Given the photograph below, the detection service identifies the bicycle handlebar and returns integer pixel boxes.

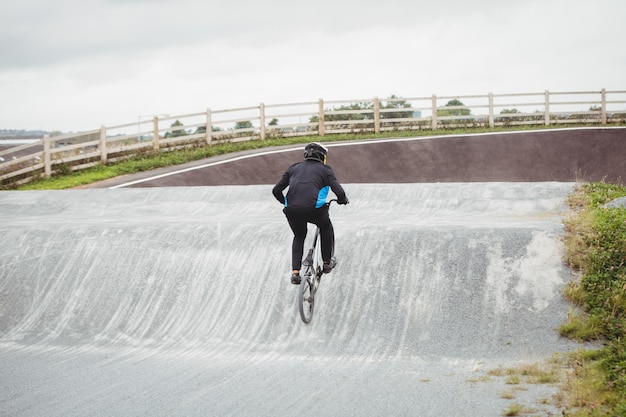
[326,198,348,207]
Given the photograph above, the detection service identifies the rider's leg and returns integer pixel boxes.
[320,221,334,263]
[320,223,336,274]
[284,208,308,271]
[311,206,335,265]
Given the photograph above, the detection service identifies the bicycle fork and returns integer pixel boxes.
[302,249,314,267]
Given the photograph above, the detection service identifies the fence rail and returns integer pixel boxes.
[1,88,625,187]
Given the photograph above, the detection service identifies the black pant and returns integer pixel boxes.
[283,206,334,271]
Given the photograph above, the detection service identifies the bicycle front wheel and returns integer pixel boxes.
[298,270,315,324]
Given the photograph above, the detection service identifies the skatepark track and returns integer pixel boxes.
[94,127,625,188]
[0,127,622,416]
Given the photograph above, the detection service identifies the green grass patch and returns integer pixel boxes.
[560,181,626,415]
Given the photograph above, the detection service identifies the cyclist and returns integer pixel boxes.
[272,142,349,285]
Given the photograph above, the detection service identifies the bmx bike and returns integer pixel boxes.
[298,199,337,324]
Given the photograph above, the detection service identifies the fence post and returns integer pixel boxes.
[259,102,266,140]
[99,125,107,164]
[544,90,550,126]
[374,97,381,134]
[206,108,213,145]
[43,134,51,177]
[431,94,438,130]
[601,88,607,125]
[152,117,160,151]
[318,98,325,137]
[488,92,494,128]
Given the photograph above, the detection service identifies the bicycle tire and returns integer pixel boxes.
[298,268,315,323]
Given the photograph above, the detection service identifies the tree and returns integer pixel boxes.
[309,102,373,123]
[496,108,521,125]
[438,99,471,117]
[165,120,187,138]
[381,95,414,119]
[269,118,279,126]
[500,108,520,114]
[235,120,253,130]
[194,125,223,134]
[306,95,414,124]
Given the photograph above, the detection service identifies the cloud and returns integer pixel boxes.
[2,0,516,69]
[1,0,625,131]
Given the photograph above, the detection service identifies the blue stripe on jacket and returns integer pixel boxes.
[316,186,330,208]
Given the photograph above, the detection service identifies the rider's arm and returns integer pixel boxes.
[272,172,289,205]
[326,167,349,205]
[332,182,349,205]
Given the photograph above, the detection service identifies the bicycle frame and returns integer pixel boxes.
[298,199,337,324]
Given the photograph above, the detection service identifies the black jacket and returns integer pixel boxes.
[272,160,348,209]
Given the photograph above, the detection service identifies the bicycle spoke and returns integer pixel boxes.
[298,270,315,323]
[297,224,325,324]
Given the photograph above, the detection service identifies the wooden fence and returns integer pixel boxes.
[1,89,625,187]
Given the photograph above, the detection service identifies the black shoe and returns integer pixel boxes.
[322,257,337,274]
[291,273,301,285]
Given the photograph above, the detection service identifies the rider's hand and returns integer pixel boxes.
[339,198,349,205]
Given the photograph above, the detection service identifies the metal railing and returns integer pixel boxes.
[1,88,625,187]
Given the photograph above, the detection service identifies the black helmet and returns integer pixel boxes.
[303,142,328,163]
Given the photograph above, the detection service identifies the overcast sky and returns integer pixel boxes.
[1,0,624,132]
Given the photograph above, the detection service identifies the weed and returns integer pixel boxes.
[502,402,532,416]
[488,366,510,377]
[559,181,626,415]
[491,363,561,385]
[516,363,560,384]
[559,310,604,341]
[506,375,521,385]
[467,375,492,384]
[501,389,516,399]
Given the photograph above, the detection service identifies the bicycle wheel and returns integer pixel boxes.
[298,269,315,323]
[298,228,323,323]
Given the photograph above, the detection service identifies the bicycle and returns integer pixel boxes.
[298,199,337,324]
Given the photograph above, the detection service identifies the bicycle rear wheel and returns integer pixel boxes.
[298,227,322,324]
[298,269,315,323]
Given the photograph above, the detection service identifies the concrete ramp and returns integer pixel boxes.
[93,127,626,188]
[0,183,581,416]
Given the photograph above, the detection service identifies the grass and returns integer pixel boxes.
[559,181,626,416]
[471,361,565,415]
[6,124,580,191]
[502,403,533,416]
[501,389,517,400]
[488,363,562,386]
